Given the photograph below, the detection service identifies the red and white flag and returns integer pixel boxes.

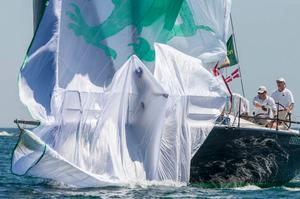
[225,68,240,83]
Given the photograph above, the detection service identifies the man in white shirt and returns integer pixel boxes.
[271,78,294,120]
[253,86,277,126]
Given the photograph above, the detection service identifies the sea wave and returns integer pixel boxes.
[0,131,15,137]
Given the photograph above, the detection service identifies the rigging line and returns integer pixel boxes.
[237,65,245,98]
[230,14,246,98]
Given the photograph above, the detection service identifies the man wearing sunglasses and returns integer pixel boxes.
[253,86,277,126]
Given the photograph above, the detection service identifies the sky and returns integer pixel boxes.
[0,1,299,127]
[230,0,300,120]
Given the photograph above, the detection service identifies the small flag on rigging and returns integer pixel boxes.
[225,68,240,83]
[227,35,238,66]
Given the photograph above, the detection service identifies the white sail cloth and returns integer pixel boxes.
[13,45,228,187]
[226,93,250,115]
[154,44,228,181]
[13,0,231,187]
[13,56,169,187]
[19,0,231,123]
[170,0,232,67]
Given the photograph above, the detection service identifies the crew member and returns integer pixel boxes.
[271,78,294,120]
[253,86,277,126]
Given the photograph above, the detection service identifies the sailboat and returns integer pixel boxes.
[190,14,300,187]
[13,0,300,188]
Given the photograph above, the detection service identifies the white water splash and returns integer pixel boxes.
[233,185,262,191]
[128,180,186,189]
[0,131,15,137]
[283,187,300,192]
[47,179,186,189]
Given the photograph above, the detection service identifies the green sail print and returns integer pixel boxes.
[66,0,214,62]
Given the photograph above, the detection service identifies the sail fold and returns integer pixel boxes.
[154,44,228,181]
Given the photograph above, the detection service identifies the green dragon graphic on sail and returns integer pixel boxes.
[66,0,214,61]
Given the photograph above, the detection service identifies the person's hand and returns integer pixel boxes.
[261,106,268,111]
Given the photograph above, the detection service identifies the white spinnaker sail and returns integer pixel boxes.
[13,50,227,187]
[14,0,231,187]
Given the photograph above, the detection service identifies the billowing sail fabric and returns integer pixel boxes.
[169,0,232,68]
[13,50,227,187]
[14,0,231,187]
[13,56,169,187]
[20,0,231,120]
[33,0,48,31]
[154,44,228,181]
[19,0,59,122]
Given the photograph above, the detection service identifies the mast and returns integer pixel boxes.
[230,14,246,97]
[33,0,47,32]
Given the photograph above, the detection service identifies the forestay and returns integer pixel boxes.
[13,0,231,187]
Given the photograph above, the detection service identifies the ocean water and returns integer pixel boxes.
[1,128,300,198]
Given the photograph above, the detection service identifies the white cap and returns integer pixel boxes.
[276,77,285,83]
[257,86,267,94]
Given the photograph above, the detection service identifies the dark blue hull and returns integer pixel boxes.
[190,126,300,187]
